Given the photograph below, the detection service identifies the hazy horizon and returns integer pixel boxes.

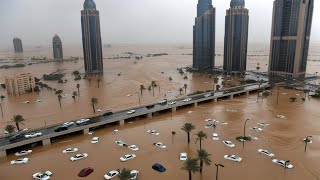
[0,0,319,49]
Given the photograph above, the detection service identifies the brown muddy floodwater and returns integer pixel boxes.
[0,45,320,180]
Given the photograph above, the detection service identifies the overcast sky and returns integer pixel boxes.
[0,0,319,49]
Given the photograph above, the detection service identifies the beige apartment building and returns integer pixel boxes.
[5,73,35,96]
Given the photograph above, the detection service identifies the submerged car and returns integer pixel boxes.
[250,127,263,131]
[146,105,155,109]
[152,163,166,172]
[9,133,24,142]
[15,150,32,156]
[147,130,160,135]
[115,140,128,146]
[223,141,235,148]
[224,155,242,162]
[78,167,94,177]
[272,159,294,169]
[120,154,136,162]
[257,122,269,127]
[104,170,119,179]
[32,171,52,180]
[11,158,30,165]
[70,153,88,161]
[205,123,214,128]
[130,170,139,180]
[154,142,166,149]
[127,110,136,115]
[257,149,275,157]
[212,133,219,140]
[91,137,99,144]
[179,152,188,161]
[62,148,78,153]
[25,132,42,139]
[128,145,139,151]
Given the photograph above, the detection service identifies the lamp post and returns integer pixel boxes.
[243,119,249,146]
[135,92,141,107]
[304,136,312,152]
[276,85,280,105]
[215,163,224,180]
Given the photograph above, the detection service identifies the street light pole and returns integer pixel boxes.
[215,163,224,180]
[243,119,249,146]
[135,92,141,107]
[304,136,312,152]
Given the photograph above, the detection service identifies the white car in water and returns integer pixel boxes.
[224,155,242,162]
[257,122,269,127]
[62,148,78,153]
[70,153,88,161]
[128,145,139,151]
[212,133,219,140]
[204,93,212,98]
[35,100,42,103]
[32,171,53,180]
[272,159,294,169]
[127,110,136,115]
[76,119,90,125]
[130,170,139,180]
[104,170,119,180]
[183,98,192,102]
[205,123,214,128]
[63,121,74,127]
[154,142,166,149]
[115,140,128,146]
[97,109,103,112]
[15,150,32,156]
[25,132,42,139]
[11,158,30,165]
[168,101,176,106]
[250,127,263,131]
[147,130,160,136]
[120,154,136,162]
[22,101,30,104]
[205,118,214,122]
[179,152,188,161]
[91,137,99,144]
[223,141,235,148]
[303,138,313,144]
[248,135,259,140]
[257,149,275,157]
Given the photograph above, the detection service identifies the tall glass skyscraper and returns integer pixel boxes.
[81,0,104,75]
[269,0,314,78]
[193,0,216,70]
[52,35,63,60]
[223,0,249,73]
[13,38,23,53]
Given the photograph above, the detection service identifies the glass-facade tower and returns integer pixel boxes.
[193,0,216,70]
[81,0,104,75]
[52,35,63,60]
[13,38,23,53]
[269,0,314,78]
[223,0,249,73]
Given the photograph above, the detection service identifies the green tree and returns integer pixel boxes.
[184,84,188,94]
[290,97,297,102]
[169,76,173,82]
[151,81,157,97]
[5,124,16,134]
[181,123,196,144]
[256,66,260,73]
[195,131,207,150]
[76,83,80,96]
[140,85,145,95]
[11,115,25,131]
[91,97,98,113]
[179,88,183,95]
[196,149,212,173]
[181,158,200,180]
[72,91,77,101]
[117,168,134,180]
[34,86,40,95]
[58,94,62,108]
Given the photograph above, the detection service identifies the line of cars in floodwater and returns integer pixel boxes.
[205,118,295,168]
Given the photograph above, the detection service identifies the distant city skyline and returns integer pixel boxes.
[0,0,319,49]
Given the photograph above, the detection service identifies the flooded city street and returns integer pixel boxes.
[0,45,320,179]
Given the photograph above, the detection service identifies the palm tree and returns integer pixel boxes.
[195,131,207,150]
[140,85,145,95]
[11,115,25,131]
[181,158,200,180]
[117,168,133,180]
[196,149,212,173]
[172,131,176,144]
[179,88,183,95]
[91,97,98,113]
[184,84,188,94]
[169,76,173,82]
[76,84,80,96]
[256,66,260,73]
[181,123,196,144]
[72,91,77,101]
[151,81,156,97]
[97,78,101,88]
[58,94,62,108]
[0,95,5,101]
[5,124,16,134]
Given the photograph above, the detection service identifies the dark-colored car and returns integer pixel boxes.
[146,105,155,109]
[9,133,24,142]
[152,163,166,172]
[54,126,68,132]
[103,112,113,116]
[78,167,94,177]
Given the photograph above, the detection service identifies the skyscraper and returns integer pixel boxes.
[223,0,249,73]
[193,0,216,70]
[269,0,314,78]
[81,0,104,75]
[13,38,23,53]
[52,35,63,60]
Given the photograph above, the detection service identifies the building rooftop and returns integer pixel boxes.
[230,0,245,8]
[84,0,96,10]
